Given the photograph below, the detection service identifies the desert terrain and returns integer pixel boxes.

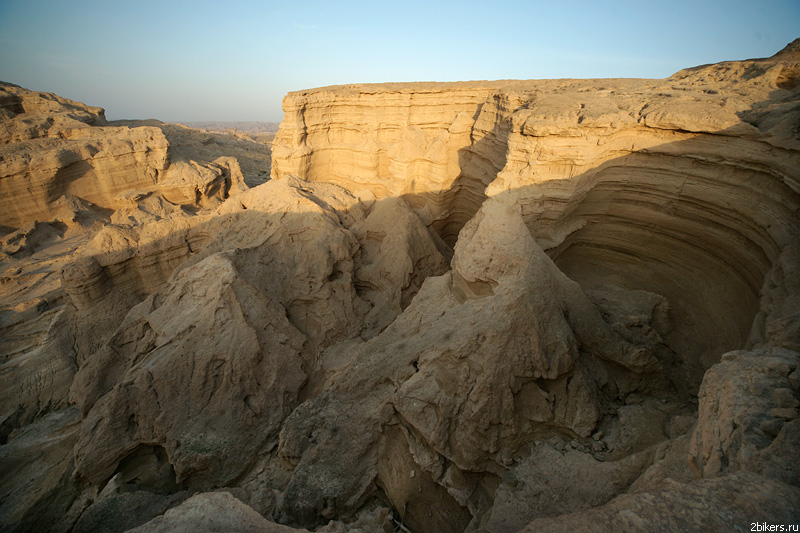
[1,39,799,532]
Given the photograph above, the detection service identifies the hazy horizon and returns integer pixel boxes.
[1,0,798,123]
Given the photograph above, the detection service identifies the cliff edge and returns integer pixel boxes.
[1,41,799,533]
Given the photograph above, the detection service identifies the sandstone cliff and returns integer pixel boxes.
[0,82,263,454]
[1,41,799,533]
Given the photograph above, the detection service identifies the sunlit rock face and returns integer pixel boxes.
[273,44,800,396]
[0,82,251,455]
[271,83,507,246]
[0,82,168,229]
[1,41,800,533]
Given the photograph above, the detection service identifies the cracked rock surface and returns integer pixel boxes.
[1,40,800,532]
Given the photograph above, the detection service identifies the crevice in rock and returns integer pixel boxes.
[376,425,473,533]
[4,45,800,533]
[429,96,514,248]
[114,444,183,495]
[541,151,799,392]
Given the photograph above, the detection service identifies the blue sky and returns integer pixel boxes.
[1,0,798,122]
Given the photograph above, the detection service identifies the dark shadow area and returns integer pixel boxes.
[4,70,799,532]
[49,160,94,203]
[533,133,799,392]
[116,444,184,494]
[405,96,513,248]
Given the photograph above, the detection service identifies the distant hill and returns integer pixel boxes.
[178,121,280,134]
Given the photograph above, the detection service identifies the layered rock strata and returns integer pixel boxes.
[0,83,249,445]
[273,44,800,394]
[267,40,799,529]
[1,41,799,533]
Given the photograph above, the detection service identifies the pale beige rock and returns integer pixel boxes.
[0,83,254,443]
[112,119,272,187]
[689,347,799,478]
[271,83,510,244]
[267,41,800,532]
[70,176,450,502]
[273,45,800,396]
[71,250,308,487]
[0,196,108,440]
[275,197,667,530]
[352,195,450,338]
[1,40,800,533]
[124,492,307,533]
[0,124,169,228]
[517,472,800,532]
[0,81,107,144]
[158,156,247,208]
[0,83,253,231]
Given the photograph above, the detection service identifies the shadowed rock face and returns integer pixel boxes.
[1,41,800,533]
[273,46,800,397]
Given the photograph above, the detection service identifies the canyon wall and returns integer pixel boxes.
[0,83,251,449]
[267,42,800,529]
[272,82,507,244]
[273,48,800,393]
[1,41,800,533]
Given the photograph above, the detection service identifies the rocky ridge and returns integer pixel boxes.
[1,41,799,532]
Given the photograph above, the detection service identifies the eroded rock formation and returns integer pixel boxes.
[1,41,800,532]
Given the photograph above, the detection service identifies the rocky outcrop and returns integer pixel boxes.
[0,123,169,229]
[517,472,800,532]
[2,41,800,533]
[68,176,450,501]
[111,119,272,188]
[0,81,169,229]
[0,83,252,231]
[0,82,107,142]
[271,83,508,245]
[0,83,250,446]
[266,40,800,530]
[125,492,307,533]
[275,196,672,531]
[274,45,800,395]
[0,408,84,532]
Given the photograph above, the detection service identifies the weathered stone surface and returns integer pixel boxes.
[689,347,799,479]
[352,196,450,338]
[516,472,800,532]
[0,82,107,144]
[274,44,800,397]
[71,472,188,533]
[124,492,307,533]
[2,40,800,533]
[0,408,84,533]
[0,83,256,445]
[71,250,306,487]
[0,85,255,231]
[0,123,169,229]
[275,197,668,530]
[70,176,449,500]
[112,119,272,188]
[478,443,656,532]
